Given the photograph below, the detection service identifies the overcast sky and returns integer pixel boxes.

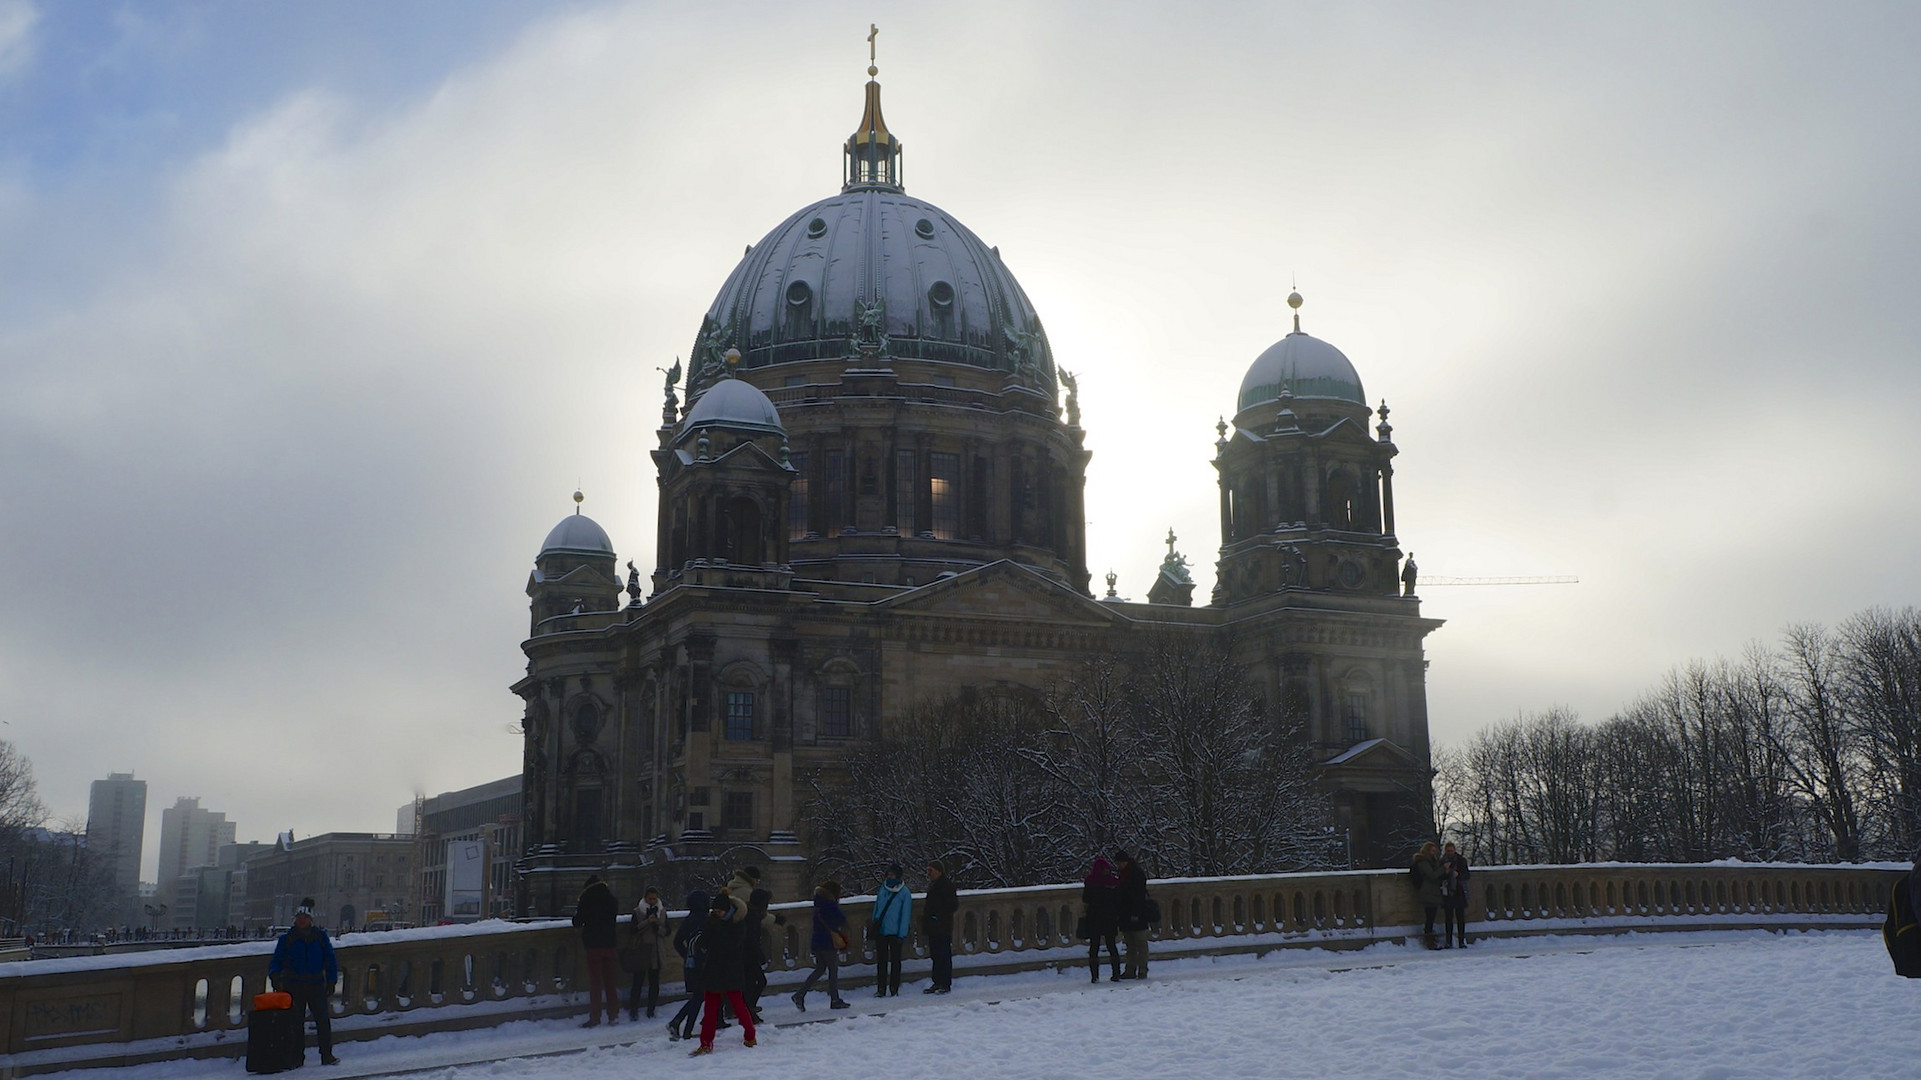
[2,1,1917,880]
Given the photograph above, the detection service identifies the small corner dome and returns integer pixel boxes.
[1237,331,1366,412]
[680,377,784,436]
[539,513,614,559]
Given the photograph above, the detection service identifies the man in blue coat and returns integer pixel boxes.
[269,898,340,1066]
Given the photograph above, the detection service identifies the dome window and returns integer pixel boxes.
[928,280,955,308]
[786,281,813,308]
[914,218,936,240]
[806,217,828,239]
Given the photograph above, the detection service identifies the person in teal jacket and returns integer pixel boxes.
[870,863,914,996]
[269,898,340,1066]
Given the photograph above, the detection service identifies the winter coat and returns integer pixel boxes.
[871,878,913,939]
[269,925,338,986]
[573,879,620,950]
[693,908,748,993]
[1440,852,1471,909]
[922,874,959,938]
[726,872,762,901]
[1082,859,1120,936]
[1411,853,1444,907]
[810,891,849,952]
[1115,863,1152,933]
[744,888,778,970]
[626,898,670,971]
[674,889,711,985]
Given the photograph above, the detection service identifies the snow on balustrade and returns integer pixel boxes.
[0,862,1900,1076]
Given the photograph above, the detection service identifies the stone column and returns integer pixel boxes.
[1381,463,1396,537]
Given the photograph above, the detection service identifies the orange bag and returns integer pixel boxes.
[252,991,293,1011]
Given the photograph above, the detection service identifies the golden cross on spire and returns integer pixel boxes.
[1166,528,1177,555]
[867,23,879,76]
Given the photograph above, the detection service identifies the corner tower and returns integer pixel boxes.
[1213,292,1403,604]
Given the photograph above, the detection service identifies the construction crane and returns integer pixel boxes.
[1422,575,1579,587]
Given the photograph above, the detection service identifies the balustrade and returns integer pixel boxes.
[0,862,1897,1076]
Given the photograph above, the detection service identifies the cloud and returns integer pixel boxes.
[4,1,1921,874]
[0,1,32,81]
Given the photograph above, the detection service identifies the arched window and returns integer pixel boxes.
[1339,669,1373,742]
[723,497,763,564]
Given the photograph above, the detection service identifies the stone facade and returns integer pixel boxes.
[241,833,415,931]
[512,75,1442,915]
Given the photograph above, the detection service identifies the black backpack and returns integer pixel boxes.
[1883,878,1921,978]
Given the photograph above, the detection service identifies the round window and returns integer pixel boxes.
[915,218,936,240]
[786,281,812,307]
[806,217,828,239]
[928,280,955,307]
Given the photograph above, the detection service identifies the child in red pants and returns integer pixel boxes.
[690,891,757,1055]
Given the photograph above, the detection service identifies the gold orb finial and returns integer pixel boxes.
[1287,290,1303,310]
[723,347,741,375]
[867,23,880,78]
[573,489,584,513]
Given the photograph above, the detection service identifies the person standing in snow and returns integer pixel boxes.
[667,889,710,1041]
[871,863,913,996]
[690,890,756,1055]
[1440,842,1471,948]
[572,875,621,1028]
[1411,842,1444,949]
[1081,857,1122,983]
[743,887,783,1018]
[922,859,958,994]
[726,865,764,904]
[1114,851,1153,980]
[268,898,339,1067]
[792,880,851,1011]
[626,886,669,1019]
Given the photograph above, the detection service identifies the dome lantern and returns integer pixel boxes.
[844,25,903,192]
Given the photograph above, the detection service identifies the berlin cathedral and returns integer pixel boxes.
[512,57,1441,913]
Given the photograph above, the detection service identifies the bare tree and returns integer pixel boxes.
[1840,607,1921,857]
[1773,623,1864,860]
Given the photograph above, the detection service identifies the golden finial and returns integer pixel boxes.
[573,489,584,514]
[1288,288,1304,333]
[867,23,879,77]
[723,347,742,376]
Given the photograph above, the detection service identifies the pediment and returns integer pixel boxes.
[673,440,793,473]
[1321,737,1424,771]
[1314,416,1379,448]
[875,560,1125,626]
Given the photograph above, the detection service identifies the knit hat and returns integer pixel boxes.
[295,898,316,919]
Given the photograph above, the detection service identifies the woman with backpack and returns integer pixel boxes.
[792,880,851,1011]
[665,889,709,1041]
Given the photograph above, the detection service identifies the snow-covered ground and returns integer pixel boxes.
[46,930,1913,1079]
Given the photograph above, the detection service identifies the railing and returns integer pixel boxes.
[0,862,1896,1076]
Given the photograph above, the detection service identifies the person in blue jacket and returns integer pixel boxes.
[870,864,914,997]
[269,898,340,1066]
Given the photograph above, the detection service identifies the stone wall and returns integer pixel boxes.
[0,862,1896,1076]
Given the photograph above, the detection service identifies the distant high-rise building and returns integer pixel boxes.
[156,797,236,921]
[85,772,147,925]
